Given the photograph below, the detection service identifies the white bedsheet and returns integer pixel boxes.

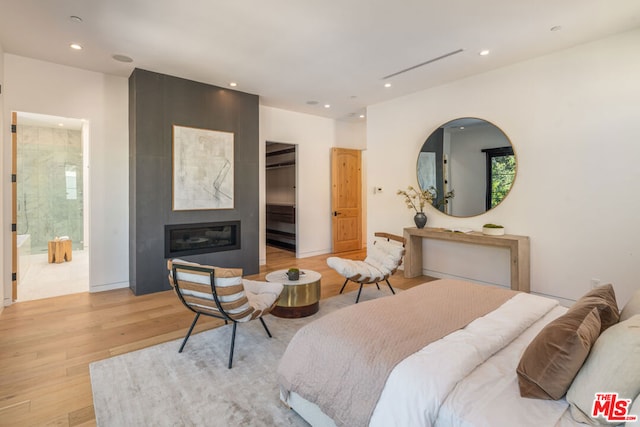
[370,292,568,427]
[435,304,571,427]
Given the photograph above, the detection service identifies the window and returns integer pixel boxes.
[65,166,78,200]
[482,147,515,210]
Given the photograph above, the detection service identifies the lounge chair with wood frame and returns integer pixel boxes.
[168,259,283,368]
[326,232,406,303]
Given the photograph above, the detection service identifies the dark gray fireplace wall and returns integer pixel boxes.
[129,68,259,295]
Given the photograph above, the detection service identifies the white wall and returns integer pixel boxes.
[336,119,368,245]
[3,55,129,302]
[259,106,336,263]
[367,29,640,307]
[335,119,366,150]
[0,43,4,309]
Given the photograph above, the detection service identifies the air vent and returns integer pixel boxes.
[382,49,464,80]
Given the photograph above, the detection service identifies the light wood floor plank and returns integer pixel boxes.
[0,246,433,425]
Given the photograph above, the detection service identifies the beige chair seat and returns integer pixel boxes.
[243,279,284,314]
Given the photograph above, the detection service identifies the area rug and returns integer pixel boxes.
[90,287,395,426]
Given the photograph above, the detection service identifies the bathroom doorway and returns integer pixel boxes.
[12,112,90,301]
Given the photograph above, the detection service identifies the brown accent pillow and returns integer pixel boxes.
[517,307,602,400]
[570,284,620,333]
[516,285,620,400]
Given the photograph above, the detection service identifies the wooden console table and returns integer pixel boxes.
[403,227,530,292]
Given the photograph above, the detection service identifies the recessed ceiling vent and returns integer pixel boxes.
[382,48,464,80]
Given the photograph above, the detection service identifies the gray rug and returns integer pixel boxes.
[90,287,395,426]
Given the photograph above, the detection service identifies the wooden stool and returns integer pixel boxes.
[48,239,73,263]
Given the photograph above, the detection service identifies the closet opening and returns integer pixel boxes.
[265,141,296,253]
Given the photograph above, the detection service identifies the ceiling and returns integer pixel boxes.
[1,1,639,121]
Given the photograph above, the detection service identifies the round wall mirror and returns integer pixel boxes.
[417,118,516,217]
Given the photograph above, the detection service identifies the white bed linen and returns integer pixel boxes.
[284,293,586,427]
[435,305,572,427]
[369,292,564,427]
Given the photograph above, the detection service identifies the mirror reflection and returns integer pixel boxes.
[417,118,516,217]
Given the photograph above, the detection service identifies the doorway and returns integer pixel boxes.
[12,112,90,301]
[265,141,297,255]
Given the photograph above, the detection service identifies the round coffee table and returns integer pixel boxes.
[265,269,321,318]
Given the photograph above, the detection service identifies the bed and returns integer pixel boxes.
[277,279,640,427]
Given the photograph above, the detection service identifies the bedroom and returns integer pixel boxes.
[1,3,639,310]
[1,1,640,425]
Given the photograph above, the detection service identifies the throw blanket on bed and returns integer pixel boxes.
[277,279,516,427]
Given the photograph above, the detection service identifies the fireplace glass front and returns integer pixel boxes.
[165,221,240,258]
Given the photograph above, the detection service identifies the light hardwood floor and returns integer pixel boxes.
[0,246,433,426]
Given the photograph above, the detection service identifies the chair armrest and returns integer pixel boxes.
[374,232,405,246]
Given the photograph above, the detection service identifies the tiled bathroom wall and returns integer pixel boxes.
[17,125,84,252]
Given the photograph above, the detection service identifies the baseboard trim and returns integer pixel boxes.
[423,269,509,288]
[297,248,331,259]
[90,281,129,293]
[423,269,576,307]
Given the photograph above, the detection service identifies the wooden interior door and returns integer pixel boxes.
[331,148,362,253]
[11,112,18,300]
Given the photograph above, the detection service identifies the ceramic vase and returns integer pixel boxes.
[414,212,427,229]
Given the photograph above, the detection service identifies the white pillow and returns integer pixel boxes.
[567,315,640,425]
[620,289,640,322]
[628,393,640,426]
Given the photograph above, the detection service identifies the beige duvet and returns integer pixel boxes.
[277,279,516,427]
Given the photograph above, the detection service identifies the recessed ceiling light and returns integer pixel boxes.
[70,16,83,23]
[479,50,490,56]
[359,114,365,119]
[112,54,133,63]
[229,82,237,87]
[58,123,64,127]
[70,43,83,50]
[324,104,331,108]
[550,25,562,32]
[384,82,392,88]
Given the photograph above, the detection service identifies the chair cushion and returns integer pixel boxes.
[327,257,386,282]
[364,239,405,276]
[243,279,284,316]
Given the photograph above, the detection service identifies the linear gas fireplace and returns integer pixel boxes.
[165,221,240,258]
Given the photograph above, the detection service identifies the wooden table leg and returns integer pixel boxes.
[403,230,422,278]
[47,241,55,263]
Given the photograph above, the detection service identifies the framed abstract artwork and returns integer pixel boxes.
[172,125,234,210]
